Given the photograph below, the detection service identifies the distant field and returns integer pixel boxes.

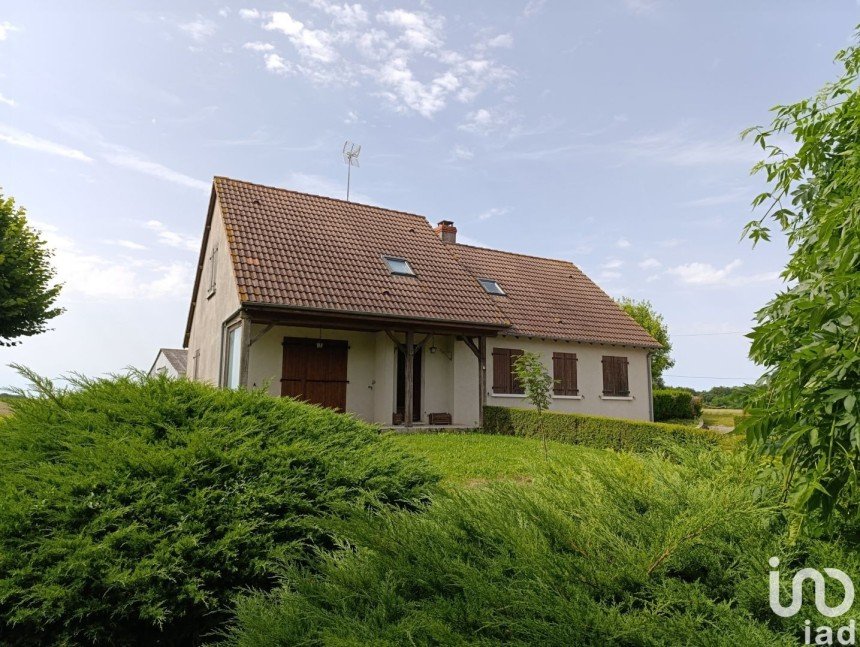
[702,408,745,429]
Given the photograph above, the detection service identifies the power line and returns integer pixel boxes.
[672,331,748,337]
[665,374,758,381]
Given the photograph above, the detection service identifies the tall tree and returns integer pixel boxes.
[616,297,674,388]
[741,33,860,519]
[0,190,62,346]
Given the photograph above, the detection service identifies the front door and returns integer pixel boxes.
[281,337,348,412]
[396,347,422,423]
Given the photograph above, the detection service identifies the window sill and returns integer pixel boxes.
[600,395,634,401]
[207,288,216,300]
[553,395,583,400]
[491,392,527,398]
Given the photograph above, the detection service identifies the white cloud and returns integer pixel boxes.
[659,237,683,248]
[625,0,660,14]
[680,187,750,208]
[104,239,148,251]
[179,18,217,41]
[0,92,15,107]
[0,21,18,41]
[616,237,631,249]
[144,220,200,252]
[265,11,337,63]
[286,171,372,203]
[239,8,260,20]
[242,6,511,119]
[0,123,92,162]
[667,259,743,286]
[450,144,474,161]
[624,127,756,167]
[34,222,191,301]
[600,270,622,281]
[101,146,209,191]
[377,9,442,51]
[459,107,514,135]
[602,258,623,269]
[638,257,662,269]
[264,52,287,72]
[523,0,546,17]
[483,33,513,49]
[477,206,510,221]
[242,41,275,52]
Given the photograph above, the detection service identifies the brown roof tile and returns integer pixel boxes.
[213,177,509,327]
[449,244,662,348]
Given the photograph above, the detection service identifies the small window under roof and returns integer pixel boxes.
[383,256,416,276]
[478,278,506,295]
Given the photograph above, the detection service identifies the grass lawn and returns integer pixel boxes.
[390,432,608,485]
[702,408,745,429]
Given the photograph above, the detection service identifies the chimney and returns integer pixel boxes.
[434,220,457,244]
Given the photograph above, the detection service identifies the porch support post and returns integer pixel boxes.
[478,335,486,428]
[404,330,414,428]
[239,311,251,389]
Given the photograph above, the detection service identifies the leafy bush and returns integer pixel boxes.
[653,388,695,421]
[696,384,761,409]
[224,446,860,645]
[483,405,720,452]
[0,372,438,645]
[691,395,704,418]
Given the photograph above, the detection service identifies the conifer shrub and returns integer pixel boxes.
[0,371,438,645]
[224,446,860,645]
[652,388,696,421]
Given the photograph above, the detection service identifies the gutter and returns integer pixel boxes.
[646,352,655,422]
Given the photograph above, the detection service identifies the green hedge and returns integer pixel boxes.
[653,388,696,421]
[483,405,720,452]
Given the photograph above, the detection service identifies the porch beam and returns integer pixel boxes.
[249,322,274,347]
[239,311,251,389]
[404,330,414,428]
[384,329,405,351]
[458,335,480,359]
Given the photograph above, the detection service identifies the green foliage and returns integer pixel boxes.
[653,388,696,421]
[512,352,554,458]
[616,297,674,387]
[483,405,721,452]
[740,32,860,518]
[0,371,438,645]
[691,395,703,418]
[224,443,860,645]
[695,384,762,409]
[0,191,62,346]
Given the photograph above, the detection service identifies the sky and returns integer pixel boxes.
[0,1,857,391]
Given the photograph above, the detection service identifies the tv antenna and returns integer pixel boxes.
[342,141,361,201]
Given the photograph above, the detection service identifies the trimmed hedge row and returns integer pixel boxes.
[483,405,721,452]
[653,388,697,421]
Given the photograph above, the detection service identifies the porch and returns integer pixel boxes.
[224,307,502,428]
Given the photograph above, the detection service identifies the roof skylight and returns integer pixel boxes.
[478,278,506,295]
[383,256,416,276]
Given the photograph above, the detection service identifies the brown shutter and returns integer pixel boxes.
[492,348,511,394]
[602,356,629,396]
[553,352,578,395]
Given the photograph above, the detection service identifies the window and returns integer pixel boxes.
[207,245,218,297]
[224,325,242,389]
[383,256,416,276]
[602,355,629,396]
[552,352,578,395]
[478,278,506,295]
[492,347,524,394]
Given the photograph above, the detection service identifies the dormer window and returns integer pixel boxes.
[383,256,416,276]
[478,278,505,295]
[207,244,218,298]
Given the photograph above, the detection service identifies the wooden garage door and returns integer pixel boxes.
[280,337,348,412]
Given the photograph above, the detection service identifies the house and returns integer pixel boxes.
[182,177,661,427]
[148,348,188,378]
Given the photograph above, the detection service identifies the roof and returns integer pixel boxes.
[449,244,661,348]
[151,348,187,375]
[212,176,508,328]
[185,177,660,349]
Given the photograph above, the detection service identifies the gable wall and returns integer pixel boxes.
[185,197,241,385]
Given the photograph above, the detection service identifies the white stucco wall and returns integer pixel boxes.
[185,197,241,386]
[148,351,182,378]
[482,335,652,420]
